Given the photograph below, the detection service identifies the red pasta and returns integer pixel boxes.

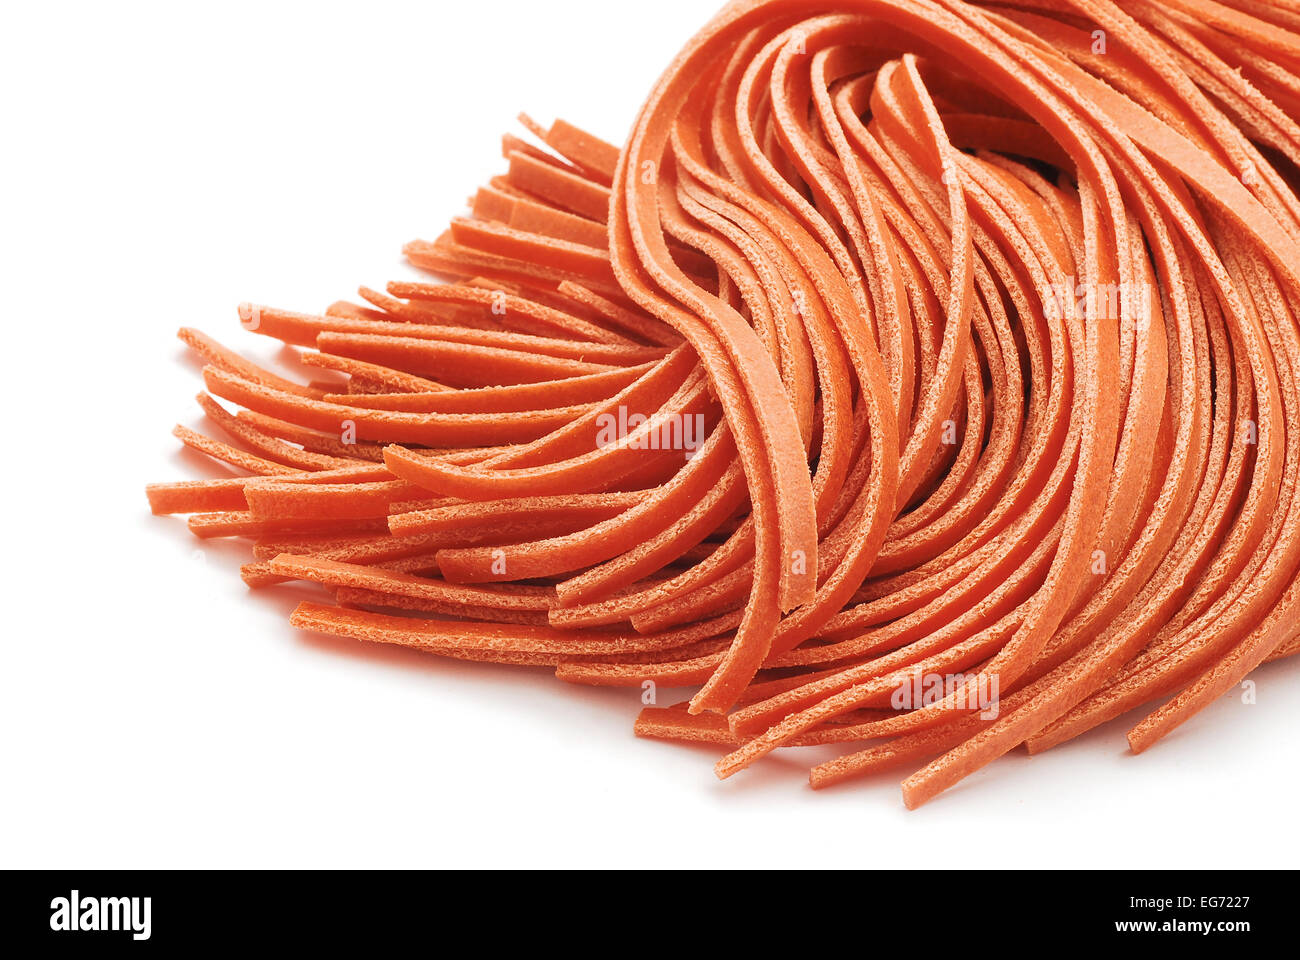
[149,0,1300,808]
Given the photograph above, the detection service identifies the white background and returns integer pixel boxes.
[2,0,1297,869]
